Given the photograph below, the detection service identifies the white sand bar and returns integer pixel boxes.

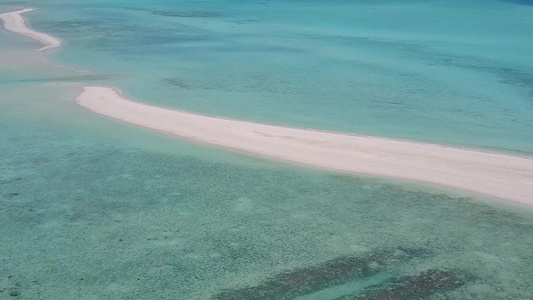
[0,8,61,51]
[78,86,533,206]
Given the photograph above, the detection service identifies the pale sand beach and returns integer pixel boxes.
[77,86,533,206]
[0,8,61,51]
[2,8,532,206]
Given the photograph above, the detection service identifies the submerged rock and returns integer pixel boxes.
[9,290,21,297]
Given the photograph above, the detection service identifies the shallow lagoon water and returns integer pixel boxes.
[1,0,533,299]
[1,82,533,299]
[22,0,533,154]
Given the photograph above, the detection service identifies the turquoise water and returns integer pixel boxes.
[22,0,533,154]
[1,0,533,299]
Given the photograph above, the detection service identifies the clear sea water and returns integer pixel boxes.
[1,0,532,299]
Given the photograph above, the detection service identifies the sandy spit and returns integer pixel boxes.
[0,8,61,51]
[77,86,533,206]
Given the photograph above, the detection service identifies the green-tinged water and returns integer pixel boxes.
[1,0,533,299]
[1,84,532,299]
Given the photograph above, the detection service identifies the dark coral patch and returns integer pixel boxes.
[339,270,465,300]
[213,248,425,300]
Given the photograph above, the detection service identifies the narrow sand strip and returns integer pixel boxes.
[77,86,533,206]
[0,8,61,51]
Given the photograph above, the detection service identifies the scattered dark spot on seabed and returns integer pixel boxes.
[162,77,193,89]
[213,247,467,300]
[4,192,20,199]
[0,177,22,185]
[0,1,26,5]
[8,288,21,297]
[152,10,223,18]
